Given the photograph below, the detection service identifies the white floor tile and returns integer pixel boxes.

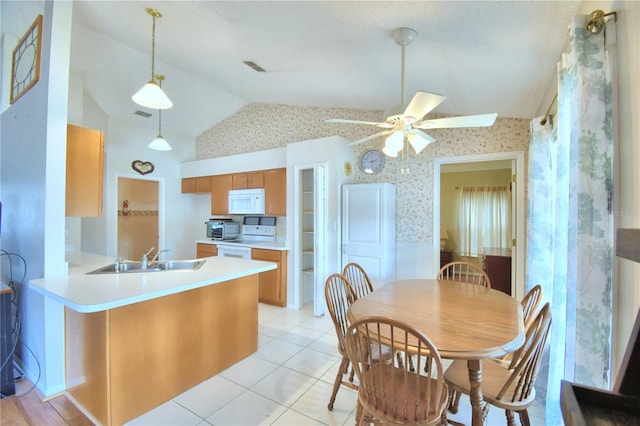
[219,354,279,388]
[290,379,357,426]
[205,389,287,426]
[255,338,305,364]
[250,366,317,407]
[308,331,339,356]
[297,314,333,333]
[277,325,325,347]
[270,409,320,425]
[127,400,202,426]
[173,376,245,419]
[282,347,340,379]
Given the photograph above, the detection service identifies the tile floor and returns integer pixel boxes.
[128,303,546,426]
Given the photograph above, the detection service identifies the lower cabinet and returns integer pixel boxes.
[196,243,218,258]
[251,249,287,307]
[483,248,512,295]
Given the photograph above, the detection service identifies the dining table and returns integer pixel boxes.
[348,278,525,426]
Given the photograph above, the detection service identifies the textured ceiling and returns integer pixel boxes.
[8,1,610,138]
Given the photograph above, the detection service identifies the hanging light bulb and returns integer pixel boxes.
[132,8,173,109]
[148,75,172,151]
[406,130,435,155]
[383,130,404,157]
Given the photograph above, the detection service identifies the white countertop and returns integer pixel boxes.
[29,252,276,313]
[196,239,288,251]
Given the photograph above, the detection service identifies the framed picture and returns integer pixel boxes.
[10,15,43,104]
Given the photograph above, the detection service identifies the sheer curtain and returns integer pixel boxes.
[457,186,510,256]
[527,15,616,425]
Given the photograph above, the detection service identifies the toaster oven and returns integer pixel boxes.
[205,219,240,240]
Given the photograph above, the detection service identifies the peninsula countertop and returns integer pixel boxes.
[29,252,276,313]
[196,239,288,251]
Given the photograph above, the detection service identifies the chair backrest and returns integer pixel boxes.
[438,261,492,288]
[325,273,357,353]
[498,302,552,401]
[521,284,543,331]
[345,316,447,424]
[342,262,374,300]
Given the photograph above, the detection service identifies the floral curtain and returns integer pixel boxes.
[457,186,511,256]
[527,16,615,425]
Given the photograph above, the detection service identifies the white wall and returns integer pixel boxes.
[0,0,71,396]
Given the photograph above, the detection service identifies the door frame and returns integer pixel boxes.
[114,173,165,259]
[434,151,525,300]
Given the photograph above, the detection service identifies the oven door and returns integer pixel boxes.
[216,244,252,259]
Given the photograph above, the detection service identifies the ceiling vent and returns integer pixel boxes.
[244,60,266,72]
[134,110,152,118]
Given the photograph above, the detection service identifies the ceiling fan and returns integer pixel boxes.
[327,27,497,157]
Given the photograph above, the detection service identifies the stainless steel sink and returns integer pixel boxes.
[87,259,206,274]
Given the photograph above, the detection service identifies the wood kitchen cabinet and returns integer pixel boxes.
[66,124,104,217]
[196,243,217,258]
[264,168,286,216]
[182,176,211,193]
[483,248,512,295]
[210,174,233,215]
[252,248,287,306]
[232,172,264,189]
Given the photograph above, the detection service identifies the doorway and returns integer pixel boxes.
[117,177,160,260]
[434,151,525,300]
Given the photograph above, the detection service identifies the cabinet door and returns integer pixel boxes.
[247,172,264,188]
[264,168,286,216]
[195,177,211,192]
[182,178,197,193]
[210,175,233,215]
[232,173,248,189]
[66,124,104,217]
[196,243,217,258]
[252,249,286,306]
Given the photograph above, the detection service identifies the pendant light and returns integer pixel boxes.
[132,8,173,109]
[148,75,172,151]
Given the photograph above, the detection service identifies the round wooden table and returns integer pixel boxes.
[348,279,525,426]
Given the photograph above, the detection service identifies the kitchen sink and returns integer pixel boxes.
[87,259,206,275]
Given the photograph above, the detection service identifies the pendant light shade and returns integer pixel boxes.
[382,130,404,157]
[148,75,172,151]
[133,80,173,109]
[407,131,435,154]
[133,8,173,110]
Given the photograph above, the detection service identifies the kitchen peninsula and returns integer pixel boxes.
[29,252,276,425]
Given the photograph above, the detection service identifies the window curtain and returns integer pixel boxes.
[527,16,616,425]
[457,186,510,256]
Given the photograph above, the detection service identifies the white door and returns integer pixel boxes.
[313,166,326,316]
[342,183,396,286]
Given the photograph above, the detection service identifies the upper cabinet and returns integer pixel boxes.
[182,176,211,193]
[210,174,233,215]
[264,168,286,216]
[66,124,104,217]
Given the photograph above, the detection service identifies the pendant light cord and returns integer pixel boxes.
[150,14,156,82]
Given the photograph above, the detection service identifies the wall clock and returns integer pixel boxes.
[10,15,43,104]
[360,149,385,174]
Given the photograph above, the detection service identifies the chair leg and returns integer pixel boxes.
[356,400,364,426]
[505,409,517,426]
[448,390,461,414]
[328,356,350,410]
[518,409,531,426]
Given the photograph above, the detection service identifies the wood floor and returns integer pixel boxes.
[0,378,94,425]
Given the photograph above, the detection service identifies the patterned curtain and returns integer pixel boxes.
[527,15,615,425]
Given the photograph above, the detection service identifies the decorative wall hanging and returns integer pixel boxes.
[10,15,43,104]
[131,160,155,175]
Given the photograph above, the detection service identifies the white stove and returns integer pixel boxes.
[215,218,276,259]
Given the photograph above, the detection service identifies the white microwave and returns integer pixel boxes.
[228,188,265,215]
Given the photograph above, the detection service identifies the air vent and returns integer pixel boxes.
[243,60,266,72]
[134,110,152,118]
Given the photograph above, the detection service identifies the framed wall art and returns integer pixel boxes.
[10,15,43,104]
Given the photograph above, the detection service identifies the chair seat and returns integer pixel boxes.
[444,360,536,410]
[360,364,449,424]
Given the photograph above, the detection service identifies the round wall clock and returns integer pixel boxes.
[360,149,385,174]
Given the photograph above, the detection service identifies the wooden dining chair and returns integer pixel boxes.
[521,284,543,331]
[438,261,491,287]
[343,262,374,299]
[444,303,552,426]
[345,316,449,426]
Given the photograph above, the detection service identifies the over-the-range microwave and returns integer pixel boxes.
[228,188,265,215]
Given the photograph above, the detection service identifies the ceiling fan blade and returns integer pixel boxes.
[347,130,394,146]
[403,91,446,121]
[414,113,497,129]
[326,118,392,128]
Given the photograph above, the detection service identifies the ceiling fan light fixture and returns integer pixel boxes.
[407,132,434,155]
[133,8,173,110]
[382,145,400,158]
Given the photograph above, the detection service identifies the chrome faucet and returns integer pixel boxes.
[114,257,124,273]
[141,247,155,270]
[150,249,169,266]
